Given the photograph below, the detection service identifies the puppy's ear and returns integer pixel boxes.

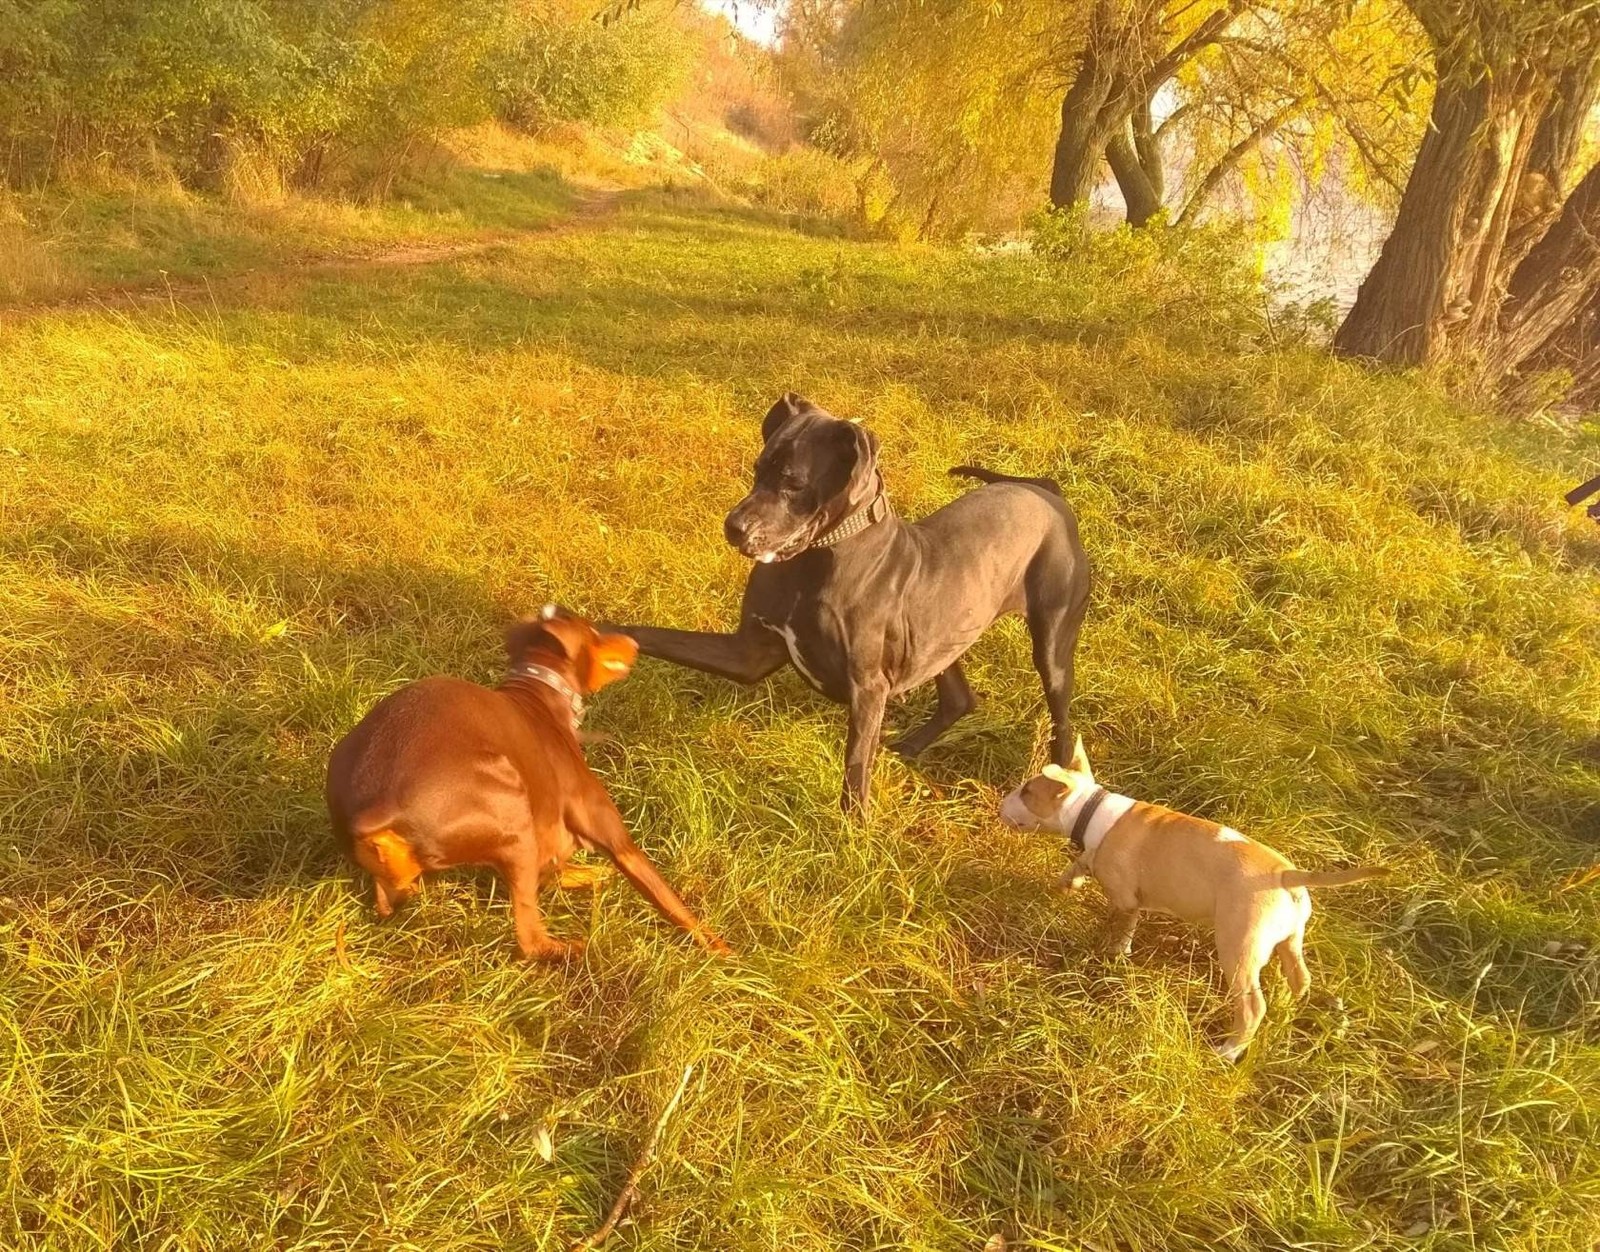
[507,610,590,664]
[762,393,806,442]
[1041,763,1073,784]
[1070,735,1094,780]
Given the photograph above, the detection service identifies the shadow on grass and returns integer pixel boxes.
[0,513,515,898]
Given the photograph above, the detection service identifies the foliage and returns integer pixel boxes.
[778,0,1430,238]
[1028,202,1265,333]
[1,157,1597,1248]
[778,0,1065,239]
[488,2,690,131]
[0,0,691,195]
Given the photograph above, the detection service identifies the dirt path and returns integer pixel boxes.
[3,185,624,322]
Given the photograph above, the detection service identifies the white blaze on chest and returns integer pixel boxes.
[761,618,823,689]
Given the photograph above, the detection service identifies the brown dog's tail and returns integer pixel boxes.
[1280,866,1390,890]
[949,465,1063,497]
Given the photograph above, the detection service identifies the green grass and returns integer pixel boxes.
[0,135,586,304]
[1,153,1598,1251]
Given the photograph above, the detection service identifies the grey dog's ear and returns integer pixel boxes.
[762,392,808,442]
[835,419,878,478]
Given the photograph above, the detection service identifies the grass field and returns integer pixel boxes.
[1,142,1598,1251]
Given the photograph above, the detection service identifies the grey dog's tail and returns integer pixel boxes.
[949,465,1063,497]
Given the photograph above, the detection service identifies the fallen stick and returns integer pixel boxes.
[571,1063,695,1251]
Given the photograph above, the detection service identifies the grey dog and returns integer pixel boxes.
[615,393,1091,813]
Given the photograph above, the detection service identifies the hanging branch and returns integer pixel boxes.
[1178,94,1311,223]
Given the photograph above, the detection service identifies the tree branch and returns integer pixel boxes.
[1217,34,1410,194]
[1146,0,1247,90]
[1178,94,1310,223]
[1155,100,1198,139]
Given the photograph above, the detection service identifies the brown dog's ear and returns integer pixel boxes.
[762,393,807,442]
[505,614,573,665]
[1022,774,1070,819]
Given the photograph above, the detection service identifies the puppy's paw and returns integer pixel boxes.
[1056,872,1091,893]
[1212,1038,1248,1064]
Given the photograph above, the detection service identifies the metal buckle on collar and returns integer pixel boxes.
[510,662,585,730]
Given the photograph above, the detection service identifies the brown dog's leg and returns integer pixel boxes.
[506,858,583,962]
[372,876,398,919]
[570,797,732,956]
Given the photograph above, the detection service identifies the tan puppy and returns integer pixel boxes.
[999,740,1386,1061]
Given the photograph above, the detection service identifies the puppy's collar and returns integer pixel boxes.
[1068,786,1109,850]
[811,477,890,549]
[508,662,585,731]
[1053,782,1136,854]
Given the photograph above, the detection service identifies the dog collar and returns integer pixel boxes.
[811,478,890,549]
[508,662,585,730]
[1067,785,1109,851]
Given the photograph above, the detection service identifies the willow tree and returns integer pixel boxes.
[1047,0,1248,223]
[1334,0,1600,369]
[777,0,1064,238]
[780,0,1420,236]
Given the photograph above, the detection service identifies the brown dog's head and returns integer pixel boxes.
[722,393,881,563]
[506,605,639,694]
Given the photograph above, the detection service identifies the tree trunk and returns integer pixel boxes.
[1501,287,1600,410]
[1334,61,1542,365]
[1515,58,1600,221]
[1105,124,1163,225]
[1132,96,1164,203]
[1050,51,1119,208]
[1492,161,1600,380]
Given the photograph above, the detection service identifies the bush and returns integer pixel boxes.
[1027,204,1268,345]
[489,5,689,132]
[0,0,506,195]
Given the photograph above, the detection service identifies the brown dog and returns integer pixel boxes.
[1000,739,1385,1060]
[325,605,730,960]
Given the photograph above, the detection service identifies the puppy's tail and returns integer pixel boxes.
[1279,865,1390,890]
[949,465,1063,497]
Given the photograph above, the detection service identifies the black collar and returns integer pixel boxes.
[1067,785,1109,851]
[508,662,585,731]
[811,476,890,550]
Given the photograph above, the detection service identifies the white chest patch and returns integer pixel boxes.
[1217,827,1247,844]
[761,618,822,690]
